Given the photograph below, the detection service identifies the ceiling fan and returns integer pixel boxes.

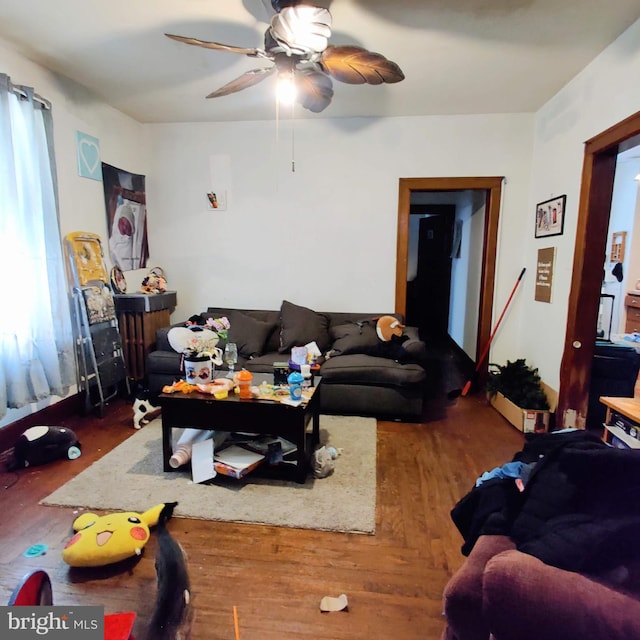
[165,0,405,113]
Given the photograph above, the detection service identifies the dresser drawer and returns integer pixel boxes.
[625,294,640,308]
[625,295,640,334]
[626,319,640,334]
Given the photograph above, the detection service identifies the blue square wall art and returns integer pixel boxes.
[76,131,102,180]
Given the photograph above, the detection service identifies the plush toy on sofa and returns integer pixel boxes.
[62,502,173,567]
[371,316,412,361]
[376,315,406,341]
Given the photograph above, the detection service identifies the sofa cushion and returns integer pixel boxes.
[319,354,426,387]
[227,310,276,358]
[278,300,331,353]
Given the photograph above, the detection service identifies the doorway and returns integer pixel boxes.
[395,177,504,391]
[559,110,640,426]
[406,204,456,339]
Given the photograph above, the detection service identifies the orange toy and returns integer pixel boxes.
[162,380,199,394]
[376,315,405,342]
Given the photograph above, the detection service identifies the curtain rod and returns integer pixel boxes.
[13,85,51,110]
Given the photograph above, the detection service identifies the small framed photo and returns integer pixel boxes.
[535,195,566,238]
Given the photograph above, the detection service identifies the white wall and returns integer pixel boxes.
[0,38,148,427]
[5,14,640,426]
[452,191,485,358]
[520,18,640,391]
[145,114,534,325]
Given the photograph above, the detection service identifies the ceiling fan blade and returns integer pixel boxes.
[270,5,332,55]
[319,45,405,85]
[165,33,265,58]
[206,67,276,99]
[295,69,334,113]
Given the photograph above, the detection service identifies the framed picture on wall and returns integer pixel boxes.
[535,195,566,238]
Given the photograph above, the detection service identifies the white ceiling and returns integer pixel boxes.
[1,0,640,123]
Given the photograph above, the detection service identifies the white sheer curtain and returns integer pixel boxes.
[0,73,75,419]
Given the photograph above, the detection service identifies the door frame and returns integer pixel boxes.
[558,110,640,425]
[395,177,504,389]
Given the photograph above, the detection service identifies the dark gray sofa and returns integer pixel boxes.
[146,301,428,420]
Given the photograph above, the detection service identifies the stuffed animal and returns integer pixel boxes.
[369,316,412,362]
[141,271,167,294]
[376,315,405,342]
[8,426,81,470]
[312,445,341,479]
[62,503,171,567]
[14,503,189,640]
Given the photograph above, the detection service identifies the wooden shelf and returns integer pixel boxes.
[599,396,640,449]
[599,396,640,422]
[602,424,640,449]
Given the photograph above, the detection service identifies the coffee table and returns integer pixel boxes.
[157,373,321,484]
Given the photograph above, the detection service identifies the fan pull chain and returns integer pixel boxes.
[291,97,296,172]
[274,93,282,189]
[291,113,295,173]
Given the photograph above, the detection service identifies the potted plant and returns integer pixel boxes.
[486,358,551,432]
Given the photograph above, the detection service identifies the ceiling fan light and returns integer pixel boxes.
[277,74,297,105]
[270,6,331,55]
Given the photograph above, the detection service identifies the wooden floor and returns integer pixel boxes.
[0,391,524,640]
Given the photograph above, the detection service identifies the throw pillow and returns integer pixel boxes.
[279,300,331,353]
[227,310,276,358]
[328,322,380,357]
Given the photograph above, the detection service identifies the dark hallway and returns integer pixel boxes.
[421,335,476,422]
[405,204,455,341]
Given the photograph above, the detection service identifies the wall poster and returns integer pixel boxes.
[535,246,556,303]
[102,163,149,271]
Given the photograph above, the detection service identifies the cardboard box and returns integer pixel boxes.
[489,382,557,433]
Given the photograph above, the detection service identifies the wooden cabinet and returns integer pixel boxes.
[114,291,177,382]
[600,396,640,449]
[624,293,640,333]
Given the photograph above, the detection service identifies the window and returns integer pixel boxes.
[0,73,75,420]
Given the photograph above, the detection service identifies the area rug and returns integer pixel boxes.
[41,415,377,534]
